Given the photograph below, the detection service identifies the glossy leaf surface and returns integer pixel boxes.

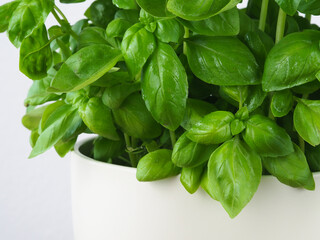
[180,165,205,194]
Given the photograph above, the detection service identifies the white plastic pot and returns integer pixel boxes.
[71,138,320,240]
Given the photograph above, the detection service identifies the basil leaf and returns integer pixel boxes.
[106,19,133,38]
[142,42,188,131]
[0,0,20,33]
[230,119,246,135]
[29,105,78,158]
[84,0,117,28]
[243,115,294,157]
[292,80,320,95]
[167,0,241,21]
[220,86,248,104]
[93,71,131,87]
[262,144,315,190]
[187,111,234,145]
[262,31,320,92]
[136,149,180,181]
[298,0,320,15]
[30,129,40,148]
[294,99,320,146]
[19,25,52,80]
[79,97,119,141]
[181,99,217,130]
[186,36,260,86]
[243,30,274,67]
[271,90,293,118]
[114,9,140,23]
[51,44,122,92]
[121,23,156,77]
[178,8,239,36]
[22,105,47,130]
[93,137,125,161]
[136,0,174,17]
[39,101,66,132]
[155,18,184,43]
[275,0,301,16]
[78,27,115,49]
[244,85,267,113]
[200,167,219,200]
[60,0,86,3]
[8,0,54,47]
[208,137,262,218]
[172,132,217,168]
[180,164,205,194]
[113,93,162,139]
[54,137,77,158]
[24,69,60,106]
[306,144,320,172]
[102,80,140,109]
[112,0,138,10]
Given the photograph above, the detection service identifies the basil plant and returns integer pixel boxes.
[2,0,320,218]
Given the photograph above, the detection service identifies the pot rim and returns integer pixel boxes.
[73,137,320,178]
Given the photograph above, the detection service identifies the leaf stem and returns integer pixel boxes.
[275,8,287,44]
[305,14,312,22]
[52,7,79,41]
[124,133,135,167]
[259,0,269,32]
[169,130,176,148]
[183,27,189,56]
[298,94,309,153]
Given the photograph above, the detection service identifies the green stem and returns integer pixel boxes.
[183,27,189,56]
[275,8,287,44]
[54,5,69,23]
[259,0,269,32]
[299,94,309,153]
[130,137,139,167]
[169,130,176,148]
[305,14,312,22]
[52,7,79,41]
[124,133,135,167]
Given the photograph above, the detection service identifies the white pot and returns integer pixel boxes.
[71,139,320,240]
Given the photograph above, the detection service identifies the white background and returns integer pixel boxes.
[0,0,319,239]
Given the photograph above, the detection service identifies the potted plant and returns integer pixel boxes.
[1,0,320,238]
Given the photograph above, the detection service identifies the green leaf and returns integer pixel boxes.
[294,99,320,146]
[106,19,133,38]
[275,0,301,16]
[0,0,20,33]
[181,99,217,130]
[208,137,262,218]
[22,105,47,130]
[262,144,315,190]
[24,69,60,106]
[243,115,294,157]
[244,85,267,113]
[178,8,239,36]
[78,27,116,49]
[60,0,85,3]
[230,119,246,136]
[114,9,140,23]
[112,0,137,9]
[79,97,119,141]
[136,149,180,181]
[121,23,156,77]
[136,0,174,17]
[93,71,132,87]
[102,81,140,109]
[39,101,66,132]
[243,30,274,67]
[292,80,320,95]
[84,0,117,28]
[298,0,320,15]
[29,105,78,158]
[172,132,217,168]
[142,42,188,131]
[186,36,260,86]
[187,111,234,145]
[54,137,77,158]
[155,18,184,43]
[200,167,219,200]
[306,144,320,172]
[93,137,125,161]
[262,31,320,92]
[220,86,248,104]
[30,128,39,148]
[113,93,162,139]
[51,44,122,92]
[271,90,293,117]
[167,0,241,21]
[8,0,54,47]
[19,25,52,80]
[180,164,205,194]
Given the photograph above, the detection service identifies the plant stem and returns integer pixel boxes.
[169,130,176,148]
[130,137,139,167]
[275,8,287,44]
[259,0,269,32]
[305,14,312,22]
[298,94,309,153]
[124,133,135,167]
[183,27,189,56]
[52,7,79,41]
